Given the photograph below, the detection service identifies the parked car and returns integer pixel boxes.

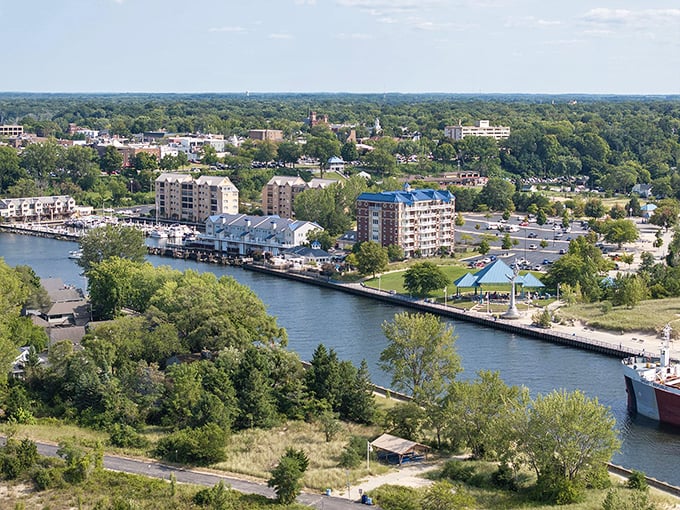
[529,244,538,250]
[520,221,529,227]
[542,259,553,265]
[559,248,567,254]
[528,232,538,238]
[533,265,543,271]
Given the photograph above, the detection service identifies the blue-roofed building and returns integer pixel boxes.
[356,185,455,258]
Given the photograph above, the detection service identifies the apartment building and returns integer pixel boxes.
[248,129,283,142]
[262,176,335,218]
[155,173,239,223]
[0,195,76,222]
[203,213,322,256]
[444,120,510,140]
[356,186,455,258]
[0,125,24,137]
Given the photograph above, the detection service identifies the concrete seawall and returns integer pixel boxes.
[242,262,641,360]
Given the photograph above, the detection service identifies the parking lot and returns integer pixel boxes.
[456,212,590,271]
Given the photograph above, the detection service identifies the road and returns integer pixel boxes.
[31,441,367,509]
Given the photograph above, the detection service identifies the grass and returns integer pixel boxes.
[559,297,680,335]
[213,420,389,491]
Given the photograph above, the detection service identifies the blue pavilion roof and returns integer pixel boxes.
[357,189,454,205]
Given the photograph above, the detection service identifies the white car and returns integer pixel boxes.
[529,244,538,250]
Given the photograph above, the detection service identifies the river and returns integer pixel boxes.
[1,232,680,486]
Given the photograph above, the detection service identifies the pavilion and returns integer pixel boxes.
[453,258,545,296]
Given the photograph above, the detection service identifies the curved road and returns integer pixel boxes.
[33,441,365,509]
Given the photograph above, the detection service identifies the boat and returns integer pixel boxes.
[149,227,168,239]
[68,249,83,260]
[622,325,680,426]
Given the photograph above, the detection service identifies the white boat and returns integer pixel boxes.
[623,325,680,427]
[68,249,83,260]
[149,228,168,239]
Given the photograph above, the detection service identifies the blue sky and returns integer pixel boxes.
[3,0,679,94]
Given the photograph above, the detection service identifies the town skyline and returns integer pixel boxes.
[3,0,679,95]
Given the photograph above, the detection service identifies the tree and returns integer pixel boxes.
[78,224,146,272]
[599,219,638,248]
[277,141,301,167]
[422,480,476,510]
[512,390,620,501]
[380,312,461,404]
[403,262,449,296]
[99,146,123,174]
[478,239,490,255]
[477,177,514,211]
[611,274,648,308]
[61,145,100,190]
[584,198,606,219]
[501,233,513,250]
[340,141,359,163]
[268,448,309,504]
[0,145,25,192]
[19,140,62,182]
[387,244,405,262]
[363,148,396,176]
[355,241,388,277]
[649,199,680,231]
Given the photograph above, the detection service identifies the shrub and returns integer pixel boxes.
[370,484,421,510]
[155,424,227,465]
[627,470,648,491]
[268,448,309,504]
[533,474,585,505]
[193,481,235,508]
[32,467,59,491]
[441,459,476,483]
[108,424,149,449]
[491,463,518,491]
[0,453,22,480]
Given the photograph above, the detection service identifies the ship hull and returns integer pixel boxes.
[625,375,680,427]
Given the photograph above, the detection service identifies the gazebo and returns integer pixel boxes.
[370,433,430,465]
[453,259,545,299]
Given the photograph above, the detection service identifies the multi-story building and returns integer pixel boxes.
[262,176,336,217]
[202,213,322,256]
[444,120,510,140]
[155,173,239,223]
[356,186,455,258]
[0,195,76,222]
[0,125,24,137]
[248,129,283,142]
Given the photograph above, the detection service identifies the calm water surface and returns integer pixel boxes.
[2,233,680,485]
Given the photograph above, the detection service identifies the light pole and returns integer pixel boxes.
[556,282,560,302]
[444,286,447,306]
[524,227,527,261]
[378,275,381,292]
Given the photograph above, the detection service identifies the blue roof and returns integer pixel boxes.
[357,189,454,205]
[454,272,479,288]
[328,156,344,163]
[516,272,545,288]
[453,259,545,288]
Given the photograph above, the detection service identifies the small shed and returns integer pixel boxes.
[370,433,430,465]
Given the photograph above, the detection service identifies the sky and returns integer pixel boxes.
[2,0,679,95]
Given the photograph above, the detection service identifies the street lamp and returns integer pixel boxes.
[444,286,447,306]
[378,275,381,292]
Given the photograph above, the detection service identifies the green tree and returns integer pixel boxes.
[478,239,490,255]
[277,141,302,167]
[0,145,25,192]
[340,141,359,162]
[512,390,620,500]
[501,233,513,250]
[422,480,476,510]
[78,224,146,272]
[611,274,648,308]
[599,219,639,248]
[403,262,449,296]
[649,199,680,231]
[387,244,405,262]
[19,140,62,182]
[477,177,515,211]
[584,198,606,219]
[268,448,309,504]
[305,229,334,251]
[380,312,461,405]
[99,146,123,174]
[364,148,396,176]
[355,241,388,277]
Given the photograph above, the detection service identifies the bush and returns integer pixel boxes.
[533,474,585,505]
[491,463,518,491]
[108,424,149,449]
[339,435,371,468]
[627,470,648,491]
[370,484,421,510]
[585,466,611,489]
[32,467,59,491]
[0,453,22,479]
[193,481,236,509]
[441,459,476,483]
[155,424,227,465]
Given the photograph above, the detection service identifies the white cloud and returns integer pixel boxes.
[581,8,680,29]
[334,32,374,40]
[269,33,293,39]
[209,26,247,33]
[505,16,561,29]
[294,0,316,4]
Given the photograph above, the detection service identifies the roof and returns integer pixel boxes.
[327,156,344,163]
[370,433,430,455]
[453,259,544,288]
[266,175,306,186]
[357,188,454,205]
[640,203,657,211]
[285,246,331,258]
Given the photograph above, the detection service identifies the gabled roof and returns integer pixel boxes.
[454,272,479,288]
[371,433,429,455]
[473,258,514,285]
[516,272,545,288]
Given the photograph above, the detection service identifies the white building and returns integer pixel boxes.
[203,213,322,256]
[0,195,76,222]
[444,120,510,141]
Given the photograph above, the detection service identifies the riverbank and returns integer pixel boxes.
[241,262,676,361]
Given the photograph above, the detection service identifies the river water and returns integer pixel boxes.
[2,233,680,485]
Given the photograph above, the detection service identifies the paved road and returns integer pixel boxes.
[33,441,367,509]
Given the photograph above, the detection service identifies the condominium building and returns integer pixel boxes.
[444,120,510,140]
[202,213,322,256]
[248,129,283,142]
[356,186,455,258]
[155,173,239,223]
[262,176,335,218]
[0,125,24,137]
[0,195,76,222]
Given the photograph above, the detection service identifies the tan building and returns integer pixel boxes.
[155,173,239,222]
[0,125,24,137]
[444,120,510,140]
[356,186,455,258]
[248,129,283,142]
[262,176,335,218]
